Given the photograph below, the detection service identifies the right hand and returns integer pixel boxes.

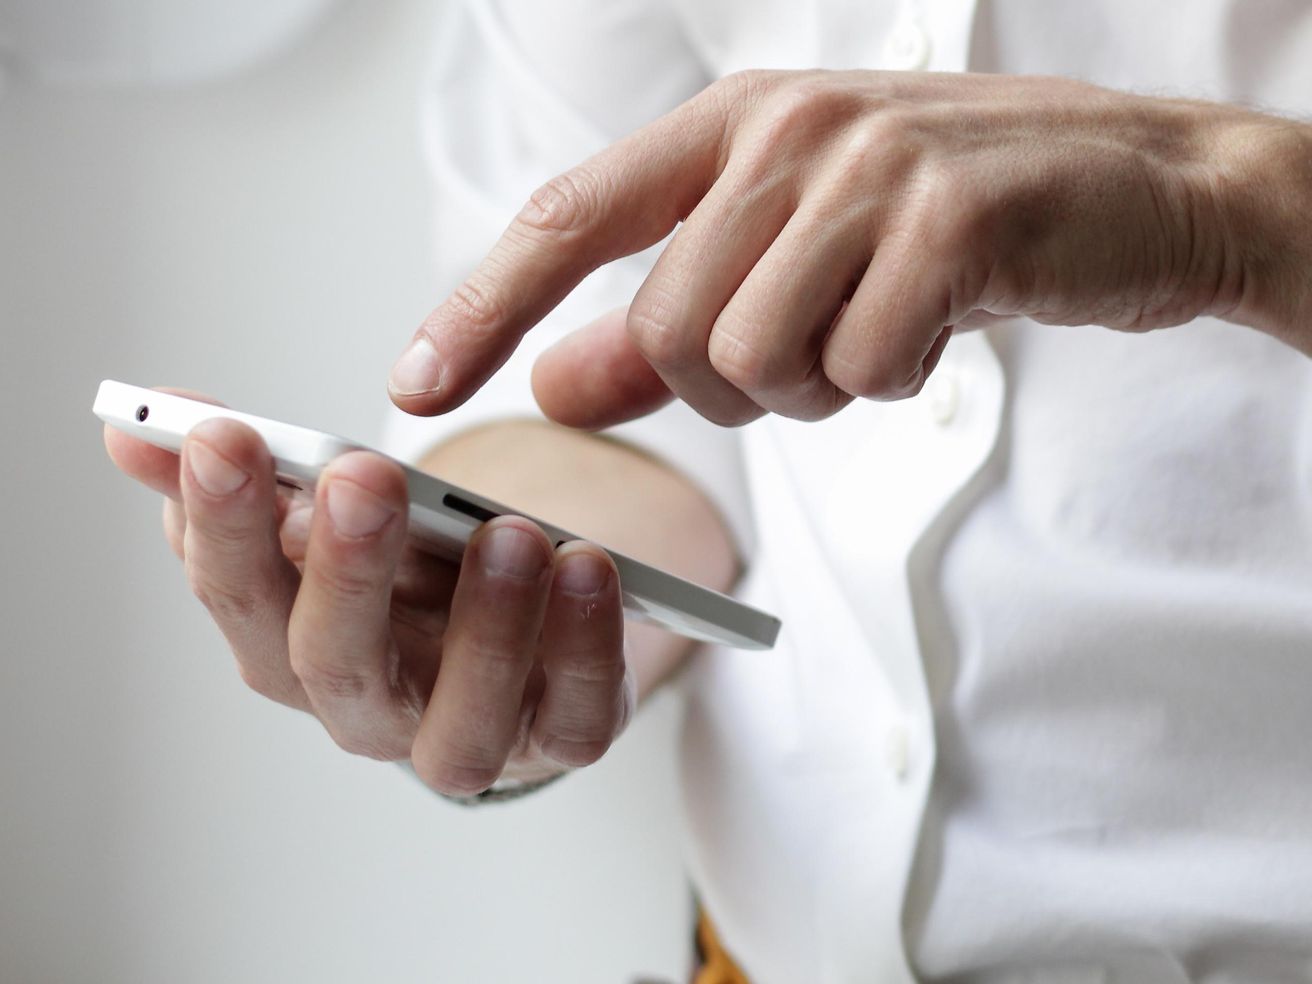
[388,70,1312,427]
[104,391,635,796]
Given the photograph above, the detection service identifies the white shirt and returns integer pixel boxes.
[385,2,1312,982]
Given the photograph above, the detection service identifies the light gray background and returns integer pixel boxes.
[0,3,691,982]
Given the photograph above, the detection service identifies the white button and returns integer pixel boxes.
[884,723,911,780]
[928,372,960,426]
[884,21,931,71]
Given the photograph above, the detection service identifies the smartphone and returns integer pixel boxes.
[95,380,780,651]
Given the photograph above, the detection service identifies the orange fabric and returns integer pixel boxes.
[692,911,751,984]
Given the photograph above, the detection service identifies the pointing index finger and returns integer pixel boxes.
[388,79,747,417]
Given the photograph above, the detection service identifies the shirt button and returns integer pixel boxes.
[884,723,911,781]
[927,372,960,426]
[884,21,931,71]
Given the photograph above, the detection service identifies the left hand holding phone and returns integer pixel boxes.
[104,390,634,797]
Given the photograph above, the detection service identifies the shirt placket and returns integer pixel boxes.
[800,5,990,980]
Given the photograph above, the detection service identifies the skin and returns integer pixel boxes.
[110,70,1312,794]
[388,70,1312,428]
[105,409,735,794]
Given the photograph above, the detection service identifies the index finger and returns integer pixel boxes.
[387,78,750,416]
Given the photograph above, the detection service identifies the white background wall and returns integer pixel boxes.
[0,3,691,982]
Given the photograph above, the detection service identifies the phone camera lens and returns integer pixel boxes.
[135,404,149,423]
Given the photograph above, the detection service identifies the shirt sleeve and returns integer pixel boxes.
[382,0,756,558]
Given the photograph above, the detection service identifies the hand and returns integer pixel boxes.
[389,70,1312,427]
[105,394,635,796]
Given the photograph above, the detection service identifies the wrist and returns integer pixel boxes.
[1202,112,1312,349]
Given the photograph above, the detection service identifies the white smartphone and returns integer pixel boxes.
[95,380,780,651]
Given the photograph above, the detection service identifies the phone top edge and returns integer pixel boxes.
[96,380,362,466]
[95,380,782,650]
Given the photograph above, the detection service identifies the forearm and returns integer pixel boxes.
[418,419,739,701]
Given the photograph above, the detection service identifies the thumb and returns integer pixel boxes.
[531,307,674,430]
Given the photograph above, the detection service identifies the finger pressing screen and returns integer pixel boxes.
[389,80,745,417]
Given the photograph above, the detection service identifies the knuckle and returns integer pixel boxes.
[627,293,696,370]
[823,348,911,401]
[288,651,371,701]
[743,96,809,170]
[707,324,790,393]
[411,747,500,798]
[862,109,914,153]
[444,275,509,336]
[698,400,765,429]
[186,564,258,624]
[761,82,820,133]
[553,646,627,691]
[517,166,602,237]
[772,374,851,423]
[754,77,854,152]
[539,734,611,769]
[886,367,927,400]
[235,662,281,701]
[235,663,309,711]
[714,69,770,99]
[184,512,249,554]
[831,112,920,189]
[308,563,378,607]
[804,389,852,422]
[329,729,406,762]
[537,685,630,768]
[702,69,774,119]
[455,635,533,674]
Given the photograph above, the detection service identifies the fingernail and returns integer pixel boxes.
[389,336,442,396]
[188,441,249,496]
[326,479,395,538]
[556,551,610,596]
[481,526,548,579]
